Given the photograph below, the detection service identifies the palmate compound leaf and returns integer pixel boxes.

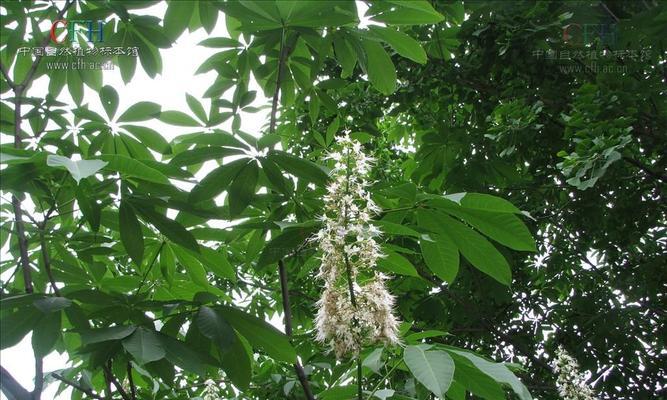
[404,344,455,397]
[46,155,107,184]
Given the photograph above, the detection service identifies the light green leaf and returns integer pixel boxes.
[46,155,107,184]
[404,345,455,397]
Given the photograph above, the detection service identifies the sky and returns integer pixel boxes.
[0,2,373,398]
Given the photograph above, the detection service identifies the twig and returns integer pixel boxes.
[51,373,105,400]
[34,357,44,399]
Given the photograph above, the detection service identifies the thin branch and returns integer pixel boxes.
[103,363,130,400]
[136,241,165,293]
[623,157,667,182]
[12,195,33,294]
[51,373,105,400]
[0,365,31,400]
[126,363,136,400]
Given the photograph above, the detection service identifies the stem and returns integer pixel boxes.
[39,231,61,296]
[136,241,165,293]
[357,357,363,400]
[51,373,105,400]
[366,361,400,399]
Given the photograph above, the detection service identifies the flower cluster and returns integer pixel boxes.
[554,346,598,400]
[314,135,400,358]
[201,379,221,400]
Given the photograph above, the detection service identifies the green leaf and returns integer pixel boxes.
[117,101,161,122]
[100,85,119,120]
[217,305,296,363]
[160,335,213,375]
[80,325,136,345]
[133,205,199,253]
[420,233,459,283]
[32,311,61,357]
[371,0,444,25]
[443,208,536,252]
[159,110,201,127]
[374,220,421,237]
[190,158,247,203]
[122,327,166,365]
[119,201,144,266]
[1,307,42,349]
[268,151,329,186]
[418,210,511,286]
[198,37,242,48]
[122,125,171,154]
[447,349,532,400]
[449,353,506,400]
[197,306,236,352]
[46,155,107,184]
[404,345,455,397]
[377,249,419,277]
[228,161,258,216]
[33,297,72,313]
[369,26,427,64]
[444,193,522,214]
[163,0,194,40]
[363,348,384,374]
[362,39,397,95]
[221,331,253,390]
[186,93,208,124]
[197,246,236,281]
[257,227,317,268]
[101,154,170,184]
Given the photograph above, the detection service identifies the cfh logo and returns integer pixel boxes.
[50,20,104,44]
[562,23,618,47]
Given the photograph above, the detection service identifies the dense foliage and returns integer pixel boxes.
[0,1,665,400]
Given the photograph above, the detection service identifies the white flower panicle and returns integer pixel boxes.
[201,379,221,400]
[314,135,400,358]
[554,346,598,400]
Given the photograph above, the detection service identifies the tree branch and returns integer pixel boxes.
[51,373,105,400]
[1,365,31,400]
[269,28,314,400]
[39,231,60,296]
